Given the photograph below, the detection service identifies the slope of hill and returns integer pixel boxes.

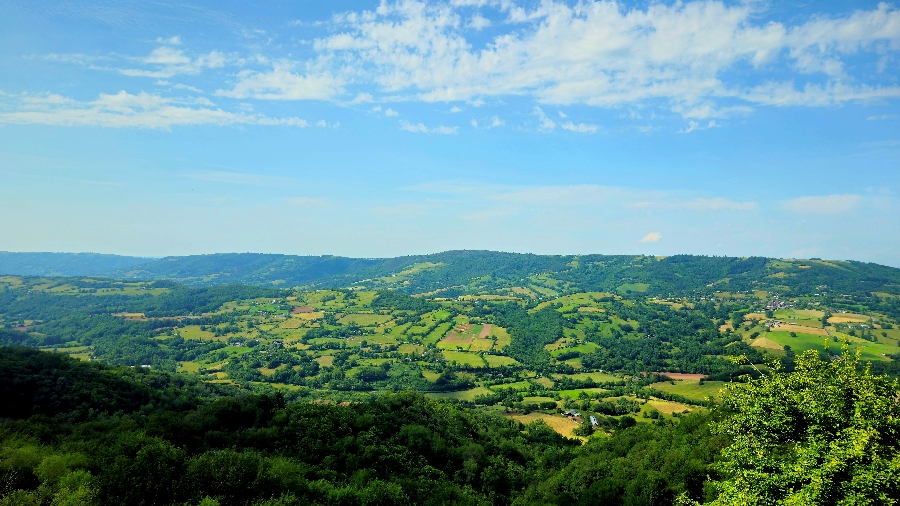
[3,251,900,302]
[0,251,152,277]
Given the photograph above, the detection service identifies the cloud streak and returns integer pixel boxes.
[783,194,862,215]
[0,91,309,129]
[216,66,343,100]
[399,119,458,134]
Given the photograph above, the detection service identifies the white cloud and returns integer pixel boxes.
[782,194,862,214]
[471,119,478,127]
[468,13,491,30]
[400,119,458,134]
[680,120,719,133]
[156,36,182,45]
[558,111,567,118]
[316,1,900,115]
[173,83,203,93]
[533,106,555,131]
[641,232,662,243]
[371,106,382,112]
[216,65,343,100]
[384,108,399,116]
[316,120,327,127]
[351,92,374,103]
[490,116,504,127]
[450,106,462,112]
[560,121,597,133]
[867,114,898,120]
[119,47,226,79]
[0,91,309,129]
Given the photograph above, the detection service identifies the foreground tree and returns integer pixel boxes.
[708,346,900,505]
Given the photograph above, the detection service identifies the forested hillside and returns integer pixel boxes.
[0,252,151,277]
[0,347,723,506]
[3,251,900,301]
[3,345,899,505]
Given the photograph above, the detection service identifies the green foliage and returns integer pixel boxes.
[517,412,723,505]
[0,349,721,506]
[492,304,562,366]
[710,346,900,505]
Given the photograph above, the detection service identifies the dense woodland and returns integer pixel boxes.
[2,346,899,505]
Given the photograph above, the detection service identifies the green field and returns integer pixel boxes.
[339,313,392,326]
[558,388,611,399]
[765,331,895,361]
[491,381,532,391]
[424,322,454,345]
[483,354,519,367]
[554,372,620,383]
[441,350,486,367]
[617,283,650,294]
[550,342,599,357]
[425,386,493,401]
[652,380,727,402]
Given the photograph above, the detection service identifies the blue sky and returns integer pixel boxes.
[1,0,899,266]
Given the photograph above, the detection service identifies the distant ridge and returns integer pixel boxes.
[0,251,153,277]
[1,251,899,299]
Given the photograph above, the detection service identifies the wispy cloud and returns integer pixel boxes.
[399,120,458,134]
[680,120,720,133]
[0,91,309,129]
[630,197,756,211]
[215,65,343,100]
[641,232,662,243]
[187,171,296,186]
[561,121,598,133]
[118,46,227,79]
[533,107,555,131]
[782,194,862,214]
[370,203,435,216]
[287,197,327,206]
[156,36,182,45]
[467,13,491,30]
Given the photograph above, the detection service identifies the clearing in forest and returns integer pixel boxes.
[506,413,581,438]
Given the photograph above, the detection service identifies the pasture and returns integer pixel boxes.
[558,388,611,399]
[339,313,392,326]
[554,372,619,383]
[441,350,486,367]
[483,354,519,367]
[765,330,893,361]
[550,342,599,357]
[652,380,726,402]
[425,386,493,401]
[504,413,581,438]
[617,283,650,294]
[645,398,695,416]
